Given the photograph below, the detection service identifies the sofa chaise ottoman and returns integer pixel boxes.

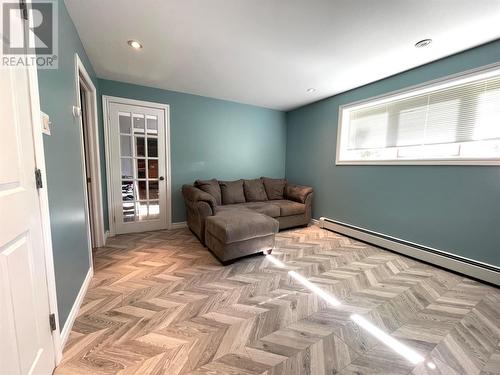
[182,177,313,264]
[205,210,279,264]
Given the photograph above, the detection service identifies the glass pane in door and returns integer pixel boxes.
[135,136,145,157]
[137,180,147,200]
[117,109,162,225]
[137,201,148,220]
[148,159,158,178]
[120,135,132,157]
[148,201,159,219]
[133,115,145,134]
[149,181,159,199]
[119,113,131,134]
[123,202,135,222]
[147,138,158,157]
[137,159,146,178]
[121,158,133,179]
[146,116,158,135]
[122,180,134,201]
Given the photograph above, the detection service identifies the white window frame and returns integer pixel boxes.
[336,62,500,166]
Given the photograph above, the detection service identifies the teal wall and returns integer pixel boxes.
[37,0,98,327]
[98,79,287,223]
[286,40,500,268]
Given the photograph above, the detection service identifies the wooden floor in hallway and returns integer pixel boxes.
[55,225,500,375]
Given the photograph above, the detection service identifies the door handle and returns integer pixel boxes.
[159,176,165,181]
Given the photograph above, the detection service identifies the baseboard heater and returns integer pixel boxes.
[318,217,500,286]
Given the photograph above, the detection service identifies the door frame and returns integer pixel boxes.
[25,47,62,363]
[102,95,172,236]
[74,54,106,249]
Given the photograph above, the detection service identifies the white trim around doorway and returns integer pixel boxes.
[27,56,63,365]
[74,54,106,250]
[102,95,172,236]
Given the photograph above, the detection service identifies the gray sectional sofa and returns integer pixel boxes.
[182,177,313,264]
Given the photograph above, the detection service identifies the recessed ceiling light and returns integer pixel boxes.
[415,39,432,48]
[127,40,143,49]
[306,88,316,93]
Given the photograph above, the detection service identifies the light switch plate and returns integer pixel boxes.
[41,111,51,135]
[72,106,82,118]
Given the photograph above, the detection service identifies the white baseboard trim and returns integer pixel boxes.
[60,267,93,348]
[319,217,500,286]
[170,221,187,229]
[310,218,320,226]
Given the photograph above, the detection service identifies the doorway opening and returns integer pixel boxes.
[79,81,95,246]
[75,54,106,252]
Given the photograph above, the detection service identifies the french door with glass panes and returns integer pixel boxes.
[108,100,169,234]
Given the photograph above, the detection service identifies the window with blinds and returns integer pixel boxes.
[336,65,500,164]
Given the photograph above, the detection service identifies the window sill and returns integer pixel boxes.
[335,158,500,166]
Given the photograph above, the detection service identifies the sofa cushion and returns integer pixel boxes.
[271,200,306,216]
[243,179,268,202]
[217,202,280,218]
[194,179,221,205]
[238,202,281,217]
[262,177,287,200]
[205,210,278,244]
[219,179,246,205]
[243,202,280,217]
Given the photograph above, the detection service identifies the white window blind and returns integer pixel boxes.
[337,65,500,164]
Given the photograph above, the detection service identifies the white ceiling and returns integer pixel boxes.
[65,0,500,111]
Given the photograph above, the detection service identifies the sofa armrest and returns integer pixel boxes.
[285,183,313,204]
[182,185,217,212]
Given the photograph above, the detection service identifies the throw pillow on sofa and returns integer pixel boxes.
[261,177,287,200]
[219,179,246,205]
[243,179,268,202]
[194,178,222,205]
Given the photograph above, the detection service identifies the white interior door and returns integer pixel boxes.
[0,51,56,375]
[108,101,169,234]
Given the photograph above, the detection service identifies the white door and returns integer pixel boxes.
[107,101,170,234]
[0,44,56,375]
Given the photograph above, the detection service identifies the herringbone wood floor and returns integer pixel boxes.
[55,226,500,375]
